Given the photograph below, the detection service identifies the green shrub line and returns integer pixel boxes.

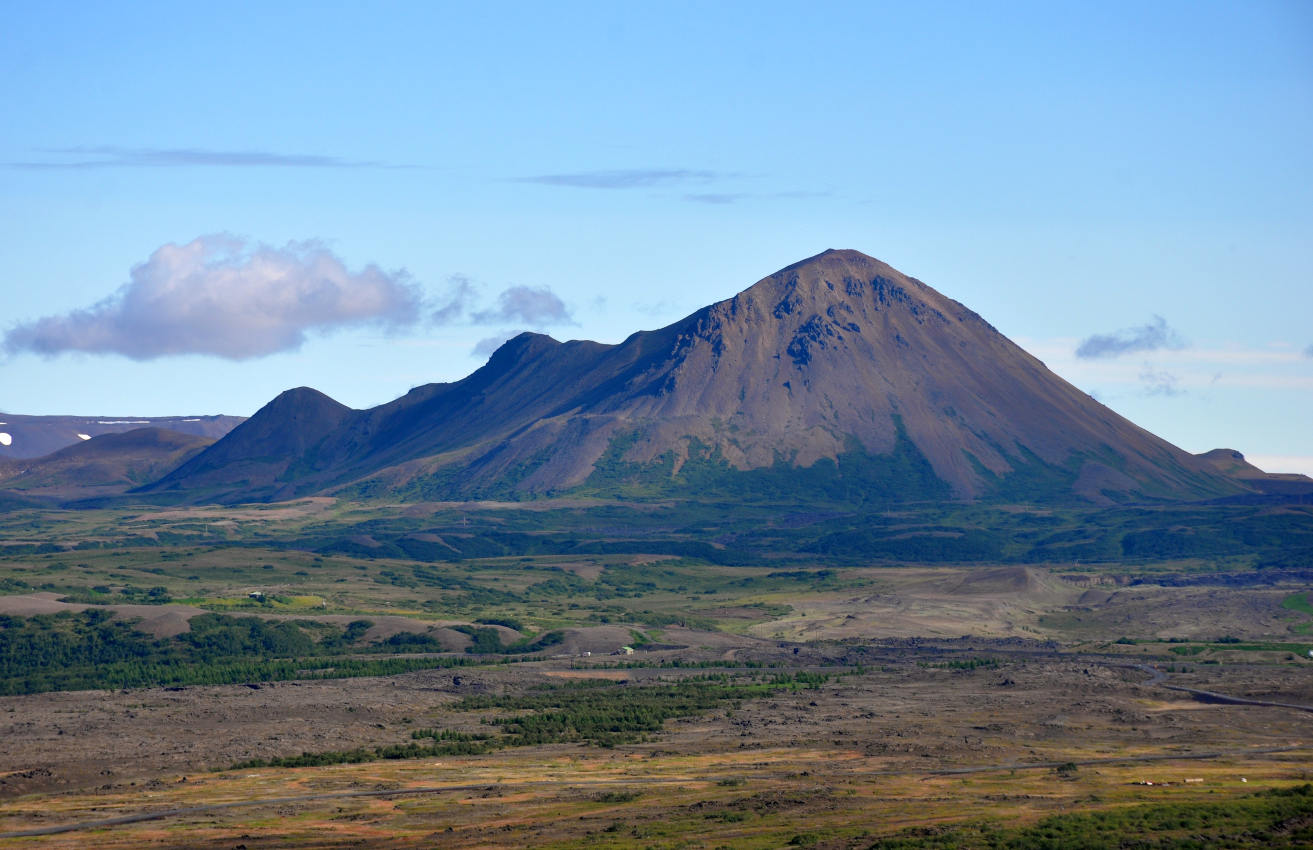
[917,657,1001,670]
[571,658,784,670]
[865,783,1313,848]
[1280,591,1313,617]
[0,609,527,695]
[228,672,832,770]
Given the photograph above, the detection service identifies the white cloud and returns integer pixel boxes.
[1076,315,1185,359]
[429,277,573,328]
[517,168,718,189]
[1138,365,1183,396]
[4,235,421,360]
[470,285,572,325]
[9,146,391,169]
[431,274,476,324]
[1019,338,1313,392]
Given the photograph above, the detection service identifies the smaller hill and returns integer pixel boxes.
[949,565,1066,598]
[0,427,214,498]
[1196,449,1313,497]
[146,387,355,502]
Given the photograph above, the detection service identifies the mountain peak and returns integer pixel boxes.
[727,248,951,328]
[485,332,562,368]
[773,247,899,278]
[267,386,351,414]
[145,385,354,500]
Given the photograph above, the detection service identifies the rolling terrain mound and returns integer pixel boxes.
[751,566,1087,641]
[0,593,208,639]
[0,427,214,499]
[146,250,1247,505]
[946,565,1069,598]
[1196,448,1313,497]
[0,595,644,655]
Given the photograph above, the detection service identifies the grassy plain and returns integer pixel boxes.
[1,496,1311,847]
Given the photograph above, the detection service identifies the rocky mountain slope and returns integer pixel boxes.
[147,250,1250,505]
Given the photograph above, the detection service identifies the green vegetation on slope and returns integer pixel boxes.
[868,783,1313,849]
[231,672,831,769]
[0,610,510,695]
[578,426,951,506]
[1281,591,1313,617]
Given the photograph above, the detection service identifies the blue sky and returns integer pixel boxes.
[2,1,1311,473]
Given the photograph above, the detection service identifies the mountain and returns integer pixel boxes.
[146,249,1249,505]
[0,413,243,460]
[0,427,214,498]
[147,387,354,502]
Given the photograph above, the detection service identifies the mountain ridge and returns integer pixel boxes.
[143,249,1253,505]
[0,413,243,460]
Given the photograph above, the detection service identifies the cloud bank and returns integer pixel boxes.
[432,278,573,329]
[1138,366,1183,397]
[10,146,384,169]
[1076,315,1185,359]
[682,190,828,205]
[4,235,421,360]
[431,275,477,324]
[683,193,745,205]
[517,168,718,189]
[471,286,571,325]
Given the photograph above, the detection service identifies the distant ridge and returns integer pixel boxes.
[0,427,214,498]
[0,413,243,460]
[145,249,1253,505]
[1196,448,1313,498]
